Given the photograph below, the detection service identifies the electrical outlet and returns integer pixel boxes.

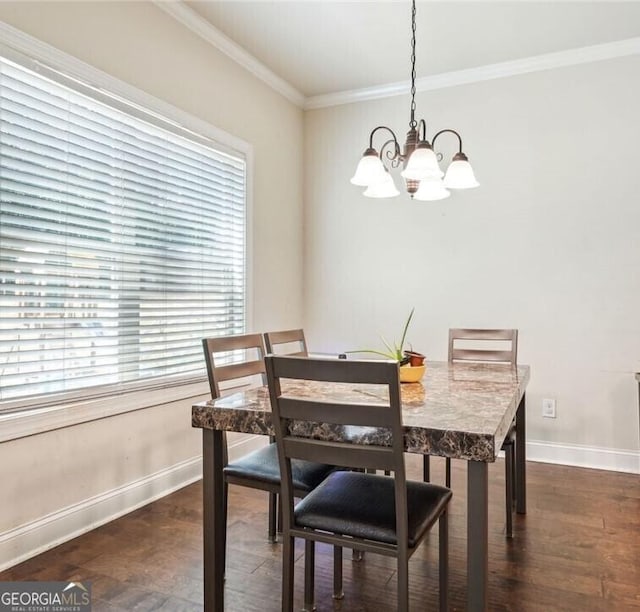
[542,398,556,418]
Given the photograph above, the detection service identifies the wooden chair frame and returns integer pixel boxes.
[201,334,279,542]
[264,328,308,356]
[440,327,518,537]
[448,328,518,365]
[266,356,449,612]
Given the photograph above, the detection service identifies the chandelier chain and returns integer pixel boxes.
[409,0,417,129]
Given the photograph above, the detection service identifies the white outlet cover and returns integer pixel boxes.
[542,398,556,418]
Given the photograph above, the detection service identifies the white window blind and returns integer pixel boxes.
[0,56,246,404]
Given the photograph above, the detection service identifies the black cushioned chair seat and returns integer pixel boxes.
[294,471,452,547]
[224,443,335,493]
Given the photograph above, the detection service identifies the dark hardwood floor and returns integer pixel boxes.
[2,456,639,611]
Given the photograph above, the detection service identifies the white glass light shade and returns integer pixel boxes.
[401,146,443,181]
[414,177,450,201]
[350,152,386,186]
[443,159,479,189]
[363,170,399,198]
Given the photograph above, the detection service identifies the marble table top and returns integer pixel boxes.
[192,361,530,462]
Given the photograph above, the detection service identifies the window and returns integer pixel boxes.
[0,55,247,405]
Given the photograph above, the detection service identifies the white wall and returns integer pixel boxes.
[0,1,303,568]
[304,56,640,465]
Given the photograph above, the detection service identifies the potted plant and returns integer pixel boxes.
[346,308,426,382]
[404,349,426,367]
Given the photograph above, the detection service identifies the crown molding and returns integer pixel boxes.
[153,2,639,110]
[304,36,640,110]
[154,1,305,108]
[4,3,637,114]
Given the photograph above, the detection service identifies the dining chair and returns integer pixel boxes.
[266,355,452,612]
[265,328,369,562]
[264,328,308,356]
[439,328,518,537]
[201,334,337,555]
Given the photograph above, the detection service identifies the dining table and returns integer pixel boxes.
[192,359,530,612]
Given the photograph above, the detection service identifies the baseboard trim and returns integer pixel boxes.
[0,433,265,572]
[527,440,640,474]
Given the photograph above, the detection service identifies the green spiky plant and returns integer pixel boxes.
[346,308,415,362]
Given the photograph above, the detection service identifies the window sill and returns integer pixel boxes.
[0,380,211,444]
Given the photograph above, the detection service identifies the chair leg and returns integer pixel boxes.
[397,552,409,612]
[505,443,514,538]
[282,535,295,612]
[439,511,449,612]
[268,492,278,542]
[423,455,430,482]
[511,437,517,504]
[303,540,316,611]
[445,458,451,488]
[332,545,344,600]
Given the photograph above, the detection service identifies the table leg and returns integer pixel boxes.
[467,460,488,612]
[515,392,527,514]
[203,429,225,612]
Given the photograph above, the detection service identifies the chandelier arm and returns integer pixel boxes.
[368,125,401,153]
[418,119,427,143]
[380,138,402,166]
[431,129,464,153]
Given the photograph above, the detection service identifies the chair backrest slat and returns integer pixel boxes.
[283,438,395,472]
[450,348,515,363]
[214,360,266,383]
[270,354,399,385]
[264,328,308,356]
[266,355,406,542]
[448,328,518,365]
[202,333,266,398]
[279,397,391,428]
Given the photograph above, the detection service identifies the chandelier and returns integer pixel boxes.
[350,0,479,200]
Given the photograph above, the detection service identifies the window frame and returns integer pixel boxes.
[0,22,254,440]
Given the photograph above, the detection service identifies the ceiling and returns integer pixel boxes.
[184,1,640,98]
